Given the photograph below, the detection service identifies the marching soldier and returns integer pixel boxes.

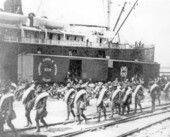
[0,86,17,136]
[121,85,132,115]
[74,89,87,124]
[163,79,170,101]
[65,87,76,121]
[110,85,122,117]
[77,93,87,124]
[150,82,161,112]
[34,85,48,132]
[96,85,107,122]
[134,84,144,113]
[22,83,36,127]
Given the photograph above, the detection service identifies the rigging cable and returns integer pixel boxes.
[112,0,138,41]
[113,2,127,32]
[36,0,44,16]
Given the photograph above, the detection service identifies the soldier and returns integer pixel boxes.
[163,79,170,101]
[150,82,161,112]
[77,93,87,124]
[34,85,48,132]
[22,84,36,127]
[134,85,144,113]
[110,85,121,117]
[65,88,76,121]
[96,85,107,122]
[74,89,87,125]
[121,85,132,115]
[0,86,17,136]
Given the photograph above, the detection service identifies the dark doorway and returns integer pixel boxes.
[134,64,143,80]
[69,60,82,80]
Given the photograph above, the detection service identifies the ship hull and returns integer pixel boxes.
[0,41,159,84]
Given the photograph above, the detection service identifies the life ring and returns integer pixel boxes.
[123,87,132,103]
[21,84,35,104]
[133,85,143,97]
[164,82,170,92]
[74,89,86,105]
[150,84,158,93]
[111,88,121,101]
[64,88,76,103]
[33,92,49,109]
[96,88,107,107]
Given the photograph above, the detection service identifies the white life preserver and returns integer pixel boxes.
[123,87,132,103]
[150,84,158,93]
[0,93,14,110]
[33,92,49,109]
[111,87,121,101]
[133,85,143,97]
[164,82,170,91]
[96,88,107,107]
[74,89,86,105]
[21,84,35,104]
[64,88,76,103]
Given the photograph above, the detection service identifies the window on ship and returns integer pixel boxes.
[58,34,61,40]
[66,35,69,40]
[49,33,53,40]
[35,32,39,39]
[99,38,102,46]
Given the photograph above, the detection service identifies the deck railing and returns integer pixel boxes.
[2,36,154,49]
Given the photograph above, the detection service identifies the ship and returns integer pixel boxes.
[0,0,160,84]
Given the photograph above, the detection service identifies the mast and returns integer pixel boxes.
[107,0,111,30]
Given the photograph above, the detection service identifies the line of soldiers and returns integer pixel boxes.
[0,82,49,137]
[65,76,170,123]
[64,78,145,123]
[0,76,170,136]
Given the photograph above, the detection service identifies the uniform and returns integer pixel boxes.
[121,86,132,115]
[74,89,87,124]
[66,92,75,120]
[34,91,48,132]
[150,83,161,111]
[96,87,107,122]
[111,87,121,116]
[76,94,87,124]
[24,92,35,127]
[0,90,17,136]
[22,84,36,127]
[134,85,144,113]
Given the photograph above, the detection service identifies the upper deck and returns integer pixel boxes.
[0,23,154,49]
[0,12,155,62]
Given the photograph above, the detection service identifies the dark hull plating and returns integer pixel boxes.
[0,41,159,83]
